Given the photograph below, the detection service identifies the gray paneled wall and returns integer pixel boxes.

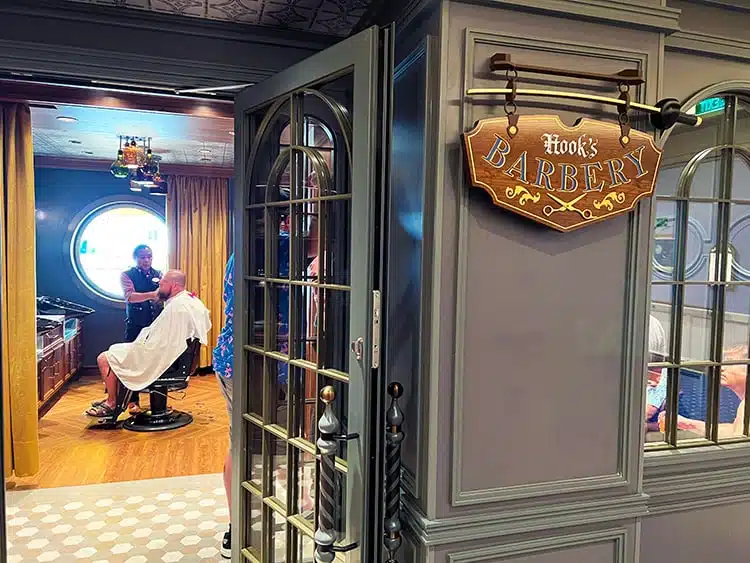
[400,0,750,562]
[457,194,625,491]
[430,0,657,520]
[434,525,635,563]
[641,502,750,563]
[662,1,750,102]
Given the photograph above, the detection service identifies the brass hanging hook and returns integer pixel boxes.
[504,66,519,138]
[617,83,632,147]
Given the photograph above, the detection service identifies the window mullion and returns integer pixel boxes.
[707,96,737,441]
[667,197,688,446]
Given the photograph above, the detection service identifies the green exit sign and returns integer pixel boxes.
[695,97,726,116]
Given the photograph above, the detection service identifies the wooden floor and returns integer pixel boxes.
[6,374,229,491]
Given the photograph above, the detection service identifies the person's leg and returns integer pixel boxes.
[223,449,232,514]
[96,352,118,409]
[218,374,233,512]
[124,323,142,409]
[218,373,233,559]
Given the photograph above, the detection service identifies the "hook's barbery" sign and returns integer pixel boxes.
[463,115,663,232]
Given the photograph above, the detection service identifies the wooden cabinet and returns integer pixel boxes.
[37,319,84,412]
[63,336,79,380]
[37,354,54,403]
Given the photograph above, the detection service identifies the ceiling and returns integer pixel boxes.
[64,0,372,35]
[31,104,234,169]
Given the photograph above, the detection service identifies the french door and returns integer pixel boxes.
[232,25,393,563]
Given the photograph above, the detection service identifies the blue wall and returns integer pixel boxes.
[34,167,166,367]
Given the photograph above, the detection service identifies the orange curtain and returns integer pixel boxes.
[1,103,40,478]
[166,175,229,367]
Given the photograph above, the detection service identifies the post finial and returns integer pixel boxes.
[321,385,336,405]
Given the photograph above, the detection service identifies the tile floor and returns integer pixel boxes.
[5,473,230,562]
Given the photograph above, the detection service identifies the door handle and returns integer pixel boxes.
[315,386,358,561]
[351,337,364,361]
[384,382,404,563]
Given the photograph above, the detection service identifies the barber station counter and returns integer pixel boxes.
[36,297,94,413]
[36,316,83,411]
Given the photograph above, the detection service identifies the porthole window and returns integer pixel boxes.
[71,202,167,301]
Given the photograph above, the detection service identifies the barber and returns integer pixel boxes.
[120,244,163,414]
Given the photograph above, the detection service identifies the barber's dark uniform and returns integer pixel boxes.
[123,267,163,404]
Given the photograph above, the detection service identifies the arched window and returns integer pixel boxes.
[279,116,335,198]
[647,92,750,447]
[71,202,167,301]
[253,117,337,413]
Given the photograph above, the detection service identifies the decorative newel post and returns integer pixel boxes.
[315,385,339,563]
[384,382,404,563]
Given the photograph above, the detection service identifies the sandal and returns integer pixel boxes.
[91,399,108,407]
[128,402,142,415]
[85,403,116,418]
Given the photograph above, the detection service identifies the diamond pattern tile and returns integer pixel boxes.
[62,0,372,36]
[6,474,229,562]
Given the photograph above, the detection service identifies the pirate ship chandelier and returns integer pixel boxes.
[110,136,167,193]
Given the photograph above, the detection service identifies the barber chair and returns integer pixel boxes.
[90,339,201,432]
[122,338,201,432]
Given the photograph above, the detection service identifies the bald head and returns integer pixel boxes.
[158,269,187,300]
[164,269,186,287]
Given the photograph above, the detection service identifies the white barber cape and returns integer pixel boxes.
[106,290,212,391]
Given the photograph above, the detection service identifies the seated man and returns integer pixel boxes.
[86,270,211,418]
[658,344,748,439]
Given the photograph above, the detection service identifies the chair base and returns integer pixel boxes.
[87,418,123,430]
[122,409,193,432]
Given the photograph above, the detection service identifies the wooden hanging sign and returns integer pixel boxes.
[462,115,663,232]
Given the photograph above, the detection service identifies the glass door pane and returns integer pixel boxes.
[234,25,391,563]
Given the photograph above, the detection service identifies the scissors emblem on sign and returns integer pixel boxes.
[543,193,593,220]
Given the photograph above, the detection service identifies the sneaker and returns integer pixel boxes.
[221,525,231,559]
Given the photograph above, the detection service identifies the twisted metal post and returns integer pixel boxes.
[315,385,339,563]
[384,382,404,563]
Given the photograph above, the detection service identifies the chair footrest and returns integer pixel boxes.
[123,410,193,432]
[147,381,188,391]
